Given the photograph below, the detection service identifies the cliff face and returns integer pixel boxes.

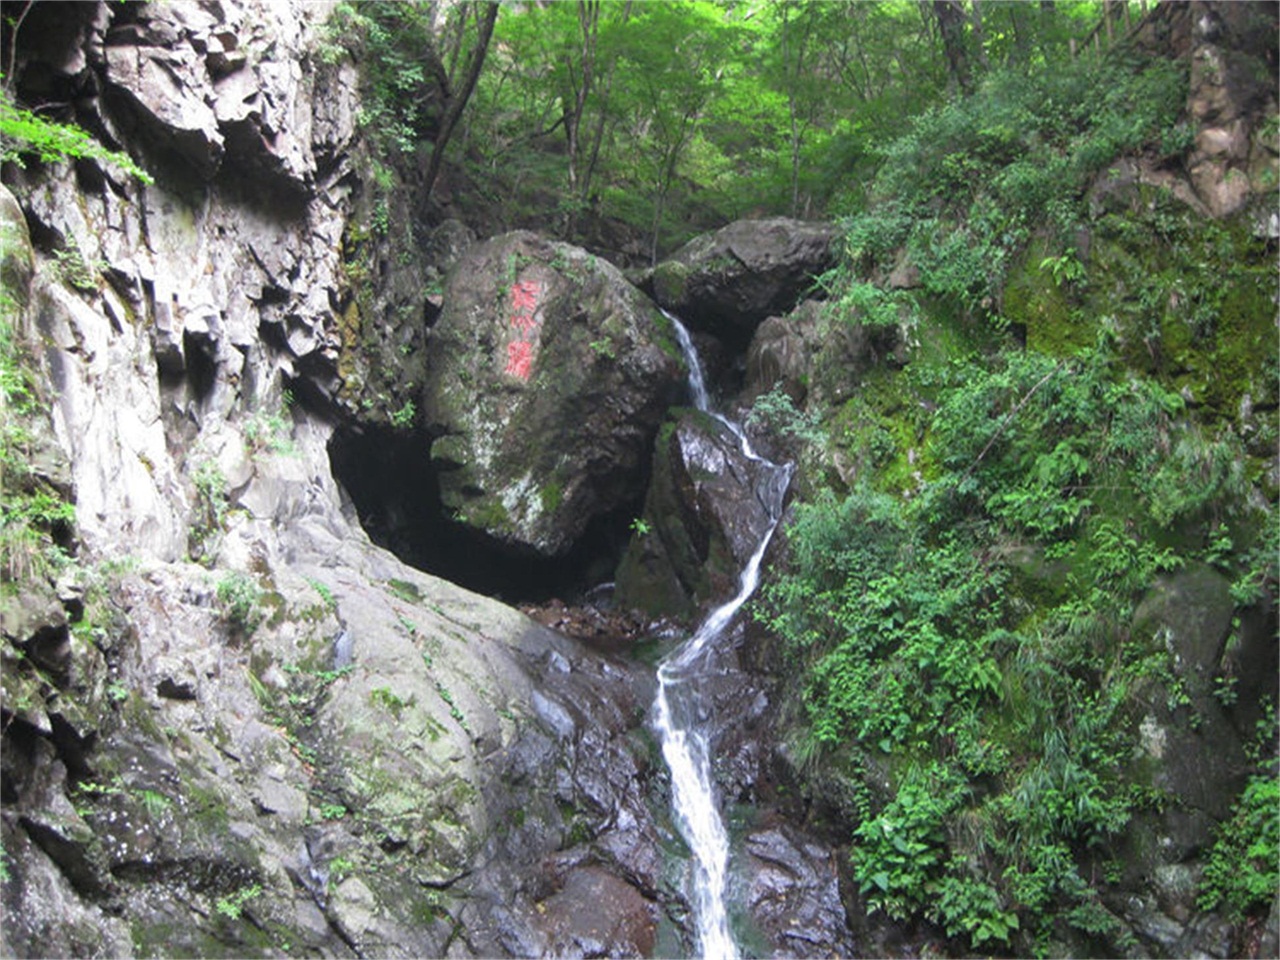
[0,3,674,956]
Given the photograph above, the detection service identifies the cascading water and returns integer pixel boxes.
[653,312,793,959]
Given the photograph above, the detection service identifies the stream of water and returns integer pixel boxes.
[652,314,793,959]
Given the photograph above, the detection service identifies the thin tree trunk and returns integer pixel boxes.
[424,1,499,203]
[933,0,972,94]
[579,1,631,214]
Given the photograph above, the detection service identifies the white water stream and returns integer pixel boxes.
[653,314,793,959]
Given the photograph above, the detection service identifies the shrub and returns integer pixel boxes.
[216,572,262,637]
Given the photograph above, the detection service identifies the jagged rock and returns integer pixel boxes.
[643,218,839,348]
[97,0,355,188]
[423,230,684,557]
[615,410,789,618]
[744,311,818,406]
[744,824,857,958]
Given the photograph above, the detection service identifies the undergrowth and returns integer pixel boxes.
[758,336,1273,951]
[824,51,1187,321]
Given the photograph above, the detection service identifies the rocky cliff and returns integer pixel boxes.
[0,2,860,957]
[0,3,664,956]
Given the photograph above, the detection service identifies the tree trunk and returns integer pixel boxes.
[424,1,500,203]
[933,0,972,94]
[580,1,632,216]
[564,0,601,235]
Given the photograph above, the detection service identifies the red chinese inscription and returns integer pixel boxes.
[504,278,543,380]
[505,340,534,380]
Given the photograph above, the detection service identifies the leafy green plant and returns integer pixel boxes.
[216,572,263,637]
[629,517,652,537]
[305,577,338,611]
[327,855,355,889]
[189,458,228,562]
[0,94,153,184]
[244,409,295,456]
[215,883,262,921]
[747,385,825,444]
[1198,765,1280,920]
[1040,251,1085,287]
[318,803,347,821]
[588,338,616,360]
[754,322,1265,950]
[139,789,172,819]
[369,685,412,718]
[389,400,416,429]
[49,241,106,293]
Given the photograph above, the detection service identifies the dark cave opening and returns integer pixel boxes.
[327,425,638,605]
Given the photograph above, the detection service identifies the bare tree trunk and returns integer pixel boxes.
[580,1,632,216]
[564,0,601,236]
[933,0,972,94]
[424,1,499,203]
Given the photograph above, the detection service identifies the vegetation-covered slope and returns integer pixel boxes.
[747,7,1278,957]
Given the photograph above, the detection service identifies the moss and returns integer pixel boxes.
[386,578,424,604]
[463,496,511,533]
[1003,239,1089,357]
[539,480,563,514]
[650,260,690,306]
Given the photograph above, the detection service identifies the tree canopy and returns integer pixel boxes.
[448,0,1125,257]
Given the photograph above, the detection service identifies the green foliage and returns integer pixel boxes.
[389,399,416,429]
[828,52,1188,320]
[139,789,172,819]
[369,685,412,718]
[244,408,295,456]
[746,385,824,444]
[216,572,263,637]
[757,332,1265,949]
[305,577,338,612]
[0,93,153,184]
[49,240,107,293]
[1198,764,1280,920]
[320,2,442,157]
[215,883,262,921]
[189,459,227,562]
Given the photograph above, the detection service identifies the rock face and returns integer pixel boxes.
[1107,563,1279,955]
[423,230,684,557]
[644,218,840,348]
[615,410,789,618]
[0,5,683,957]
[1130,0,1279,225]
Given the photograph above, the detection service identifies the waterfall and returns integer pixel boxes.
[653,312,793,959]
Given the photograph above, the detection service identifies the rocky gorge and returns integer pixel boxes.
[1,1,1277,959]
[0,2,853,956]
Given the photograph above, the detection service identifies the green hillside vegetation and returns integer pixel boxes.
[755,31,1277,958]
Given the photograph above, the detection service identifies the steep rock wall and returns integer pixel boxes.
[0,3,678,956]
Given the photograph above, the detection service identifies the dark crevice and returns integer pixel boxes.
[328,425,635,604]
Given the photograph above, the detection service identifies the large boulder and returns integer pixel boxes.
[423,231,684,557]
[644,218,840,349]
[614,410,790,618]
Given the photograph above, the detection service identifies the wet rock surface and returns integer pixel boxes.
[615,409,790,618]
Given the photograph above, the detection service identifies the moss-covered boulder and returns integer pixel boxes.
[423,231,683,557]
[642,218,839,349]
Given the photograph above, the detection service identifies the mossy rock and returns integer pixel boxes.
[422,231,683,556]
